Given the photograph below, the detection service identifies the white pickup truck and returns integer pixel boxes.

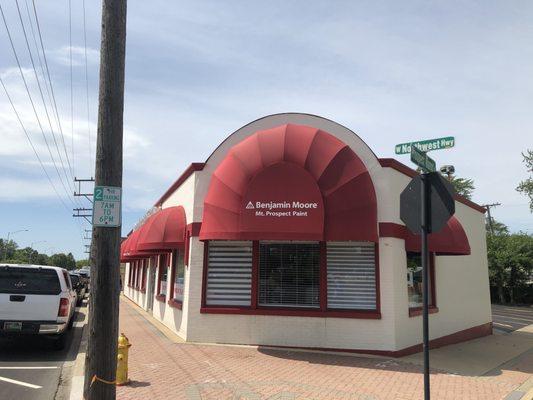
[0,264,77,350]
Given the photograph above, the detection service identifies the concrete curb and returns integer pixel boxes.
[68,305,89,400]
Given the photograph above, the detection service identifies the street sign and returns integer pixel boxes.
[400,171,455,400]
[395,136,455,155]
[92,186,122,227]
[400,172,455,234]
[411,146,436,173]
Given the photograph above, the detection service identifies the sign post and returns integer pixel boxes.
[396,138,455,400]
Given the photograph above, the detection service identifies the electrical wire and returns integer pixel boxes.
[14,0,74,194]
[0,3,75,207]
[0,75,71,213]
[30,0,74,180]
[82,0,92,172]
[68,0,74,178]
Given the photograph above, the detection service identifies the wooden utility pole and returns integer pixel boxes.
[482,203,501,235]
[84,1,127,399]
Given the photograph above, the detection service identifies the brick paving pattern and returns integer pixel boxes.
[116,299,532,400]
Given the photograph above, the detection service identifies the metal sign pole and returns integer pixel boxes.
[420,173,430,399]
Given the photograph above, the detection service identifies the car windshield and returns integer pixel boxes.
[0,266,61,295]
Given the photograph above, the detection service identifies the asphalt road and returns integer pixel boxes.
[492,304,533,333]
[0,302,87,400]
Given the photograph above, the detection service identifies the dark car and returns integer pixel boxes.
[69,273,86,306]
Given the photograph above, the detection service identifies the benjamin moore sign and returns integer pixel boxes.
[395,136,455,155]
[245,200,319,218]
[92,186,122,227]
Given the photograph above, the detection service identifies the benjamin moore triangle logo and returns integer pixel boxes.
[246,201,255,209]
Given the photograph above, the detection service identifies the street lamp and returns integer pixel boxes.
[1,229,29,261]
[28,240,47,264]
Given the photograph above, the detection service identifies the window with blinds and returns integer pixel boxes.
[327,242,377,310]
[206,241,253,306]
[259,242,320,308]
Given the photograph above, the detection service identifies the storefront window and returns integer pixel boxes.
[206,241,252,306]
[407,252,433,308]
[159,255,168,297]
[327,242,377,310]
[259,242,320,308]
[173,250,185,303]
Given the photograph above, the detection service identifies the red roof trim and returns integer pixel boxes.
[378,158,486,214]
[154,162,205,207]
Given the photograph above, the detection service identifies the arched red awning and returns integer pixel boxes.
[405,216,471,255]
[121,229,158,261]
[199,123,378,242]
[137,206,187,252]
[120,236,130,262]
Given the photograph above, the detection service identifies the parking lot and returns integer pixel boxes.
[0,302,87,400]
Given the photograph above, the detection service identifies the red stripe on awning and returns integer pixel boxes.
[137,206,187,252]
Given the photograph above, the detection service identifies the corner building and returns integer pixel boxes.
[122,113,492,356]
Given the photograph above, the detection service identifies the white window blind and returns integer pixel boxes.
[206,241,252,306]
[327,242,376,310]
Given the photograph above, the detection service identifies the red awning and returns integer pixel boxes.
[121,229,158,261]
[120,236,130,262]
[137,206,187,252]
[200,123,378,242]
[405,216,471,255]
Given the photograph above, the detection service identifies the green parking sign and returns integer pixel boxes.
[92,186,122,227]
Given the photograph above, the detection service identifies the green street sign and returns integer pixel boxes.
[411,146,436,173]
[395,136,455,155]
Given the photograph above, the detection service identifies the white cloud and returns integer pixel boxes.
[51,46,100,67]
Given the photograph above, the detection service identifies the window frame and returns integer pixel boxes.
[201,240,381,319]
[155,254,169,302]
[167,248,185,310]
[406,252,438,317]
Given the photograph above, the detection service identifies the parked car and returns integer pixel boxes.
[76,269,90,292]
[0,264,77,350]
[69,272,87,306]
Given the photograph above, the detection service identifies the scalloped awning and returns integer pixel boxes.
[405,216,471,255]
[137,206,187,252]
[199,123,378,241]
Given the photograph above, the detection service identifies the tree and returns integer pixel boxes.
[49,253,76,270]
[486,219,509,236]
[516,149,533,212]
[76,259,90,268]
[449,177,475,199]
[0,239,18,261]
[487,232,533,304]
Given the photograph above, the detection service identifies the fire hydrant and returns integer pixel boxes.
[116,333,132,386]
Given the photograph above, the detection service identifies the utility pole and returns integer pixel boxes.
[83,1,127,400]
[481,203,501,234]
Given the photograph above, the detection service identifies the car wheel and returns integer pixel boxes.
[52,333,67,351]
[68,314,75,330]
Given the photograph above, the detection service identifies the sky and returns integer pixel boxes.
[0,1,532,260]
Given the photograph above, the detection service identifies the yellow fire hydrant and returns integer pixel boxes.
[116,333,132,386]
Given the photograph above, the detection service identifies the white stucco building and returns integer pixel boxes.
[122,113,492,356]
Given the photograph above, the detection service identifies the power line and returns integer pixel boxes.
[14,0,74,194]
[0,74,70,213]
[82,0,93,171]
[30,0,74,180]
[68,0,74,178]
[0,3,75,206]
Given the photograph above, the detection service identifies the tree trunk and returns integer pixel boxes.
[498,285,505,304]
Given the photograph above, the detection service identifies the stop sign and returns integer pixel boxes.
[400,172,455,234]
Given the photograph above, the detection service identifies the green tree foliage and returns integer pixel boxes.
[76,259,90,268]
[486,218,509,235]
[516,149,533,212]
[0,239,77,270]
[487,231,533,304]
[450,177,475,199]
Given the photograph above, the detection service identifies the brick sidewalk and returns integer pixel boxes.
[117,298,531,400]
